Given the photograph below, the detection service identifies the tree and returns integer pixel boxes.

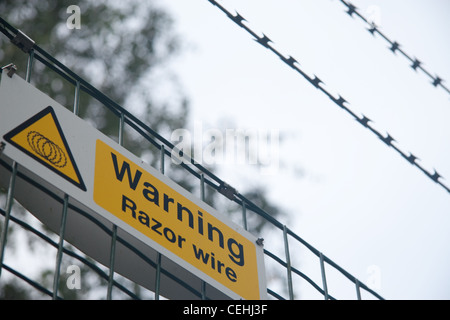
[1,0,188,153]
[0,0,285,299]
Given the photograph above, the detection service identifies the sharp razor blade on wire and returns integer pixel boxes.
[207,0,450,194]
[339,0,450,95]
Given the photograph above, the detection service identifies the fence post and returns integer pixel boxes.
[241,200,248,231]
[107,112,126,299]
[283,225,294,300]
[355,279,362,300]
[319,252,329,300]
[199,173,207,299]
[154,144,166,300]
[53,194,69,299]
[73,80,80,116]
[25,49,34,83]
[0,162,18,279]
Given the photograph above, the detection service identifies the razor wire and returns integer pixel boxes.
[205,0,450,195]
[337,0,450,96]
[0,16,384,300]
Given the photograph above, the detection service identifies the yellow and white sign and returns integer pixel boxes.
[94,140,262,299]
[0,71,266,300]
[3,106,86,191]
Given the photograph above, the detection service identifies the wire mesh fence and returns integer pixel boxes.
[0,16,383,300]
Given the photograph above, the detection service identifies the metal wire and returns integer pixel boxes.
[154,145,165,300]
[0,15,385,300]
[0,159,199,300]
[0,206,139,300]
[52,194,69,300]
[204,0,450,195]
[107,112,125,299]
[283,225,294,300]
[0,162,17,279]
[319,252,329,300]
[337,0,450,96]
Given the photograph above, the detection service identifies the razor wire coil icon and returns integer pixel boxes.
[27,130,68,168]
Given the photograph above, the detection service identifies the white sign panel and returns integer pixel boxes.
[0,72,266,300]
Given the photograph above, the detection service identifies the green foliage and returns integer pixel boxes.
[0,0,187,148]
[0,278,30,299]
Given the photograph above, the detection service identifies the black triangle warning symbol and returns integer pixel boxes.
[3,106,86,191]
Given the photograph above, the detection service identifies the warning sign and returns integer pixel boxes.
[3,106,86,191]
[0,72,266,300]
[94,139,262,300]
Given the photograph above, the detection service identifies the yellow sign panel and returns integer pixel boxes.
[3,106,86,191]
[93,139,261,299]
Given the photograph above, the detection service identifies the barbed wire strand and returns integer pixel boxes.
[206,0,450,194]
[338,0,450,96]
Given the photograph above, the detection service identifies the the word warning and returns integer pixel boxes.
[93,139,262,299]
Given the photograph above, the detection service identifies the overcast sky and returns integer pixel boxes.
[158,0,450,299]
